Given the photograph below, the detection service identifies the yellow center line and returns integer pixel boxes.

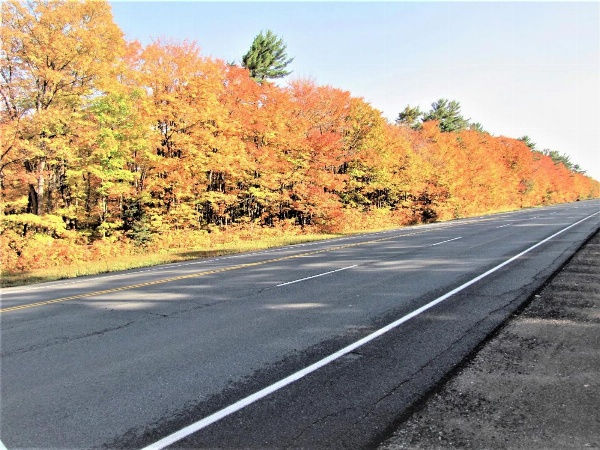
[0,222,479,314]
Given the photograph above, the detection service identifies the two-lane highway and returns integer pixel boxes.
[1,200,598,449]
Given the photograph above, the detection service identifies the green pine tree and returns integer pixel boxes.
[518,135,537,150]
[468,122,487,134]
[396,105,423,129]
[423,99,469,133]
[242,30,294,82]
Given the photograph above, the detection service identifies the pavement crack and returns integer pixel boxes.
[134,299,232,320]
[171,299,230,315]
[141,311,170,318]
[1,320,136,357]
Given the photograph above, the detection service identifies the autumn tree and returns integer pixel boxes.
[341,98,389,209]
[242,30,294,82]
[287,80,357,226]
[137,40,250,230]
[82,87,151,235]
[0,0,125,217]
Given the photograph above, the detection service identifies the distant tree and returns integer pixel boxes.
[422,99,469,132]
[396,105,423,129]
[242,30,294,82]
[468,122,487,134]
[518,135,537,151]
[542,149,576,171]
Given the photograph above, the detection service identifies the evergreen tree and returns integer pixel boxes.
[518,135,537,150]
[468,122,487,133]
[542,149,577,171]
[242,30,294,82]
[396,105,423,129]
[423,99,469,132]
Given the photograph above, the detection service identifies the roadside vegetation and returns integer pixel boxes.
[0,229,339,287]
[2,0,599,286]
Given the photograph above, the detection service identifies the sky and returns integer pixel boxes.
[109,1,600,181]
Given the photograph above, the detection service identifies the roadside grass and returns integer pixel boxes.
[0,233,340,288]
[2,203,546,288]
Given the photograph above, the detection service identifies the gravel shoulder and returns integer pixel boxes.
[379,229,600,449]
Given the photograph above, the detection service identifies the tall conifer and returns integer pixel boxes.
[242,30,294,82]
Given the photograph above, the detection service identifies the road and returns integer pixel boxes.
[379,226,600,449]
[1,200,598,449]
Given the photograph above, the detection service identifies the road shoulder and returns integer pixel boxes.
[379,229,600,449]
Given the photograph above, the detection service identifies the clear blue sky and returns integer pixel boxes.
[109,1,600,180]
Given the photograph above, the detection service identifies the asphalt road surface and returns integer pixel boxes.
[379,226,600,449]
[1,200,599,449]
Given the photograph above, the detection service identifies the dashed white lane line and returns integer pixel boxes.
[276,265,358,287]
[141,210,599,450]
[0,238,353,294]
[428,237,462,246]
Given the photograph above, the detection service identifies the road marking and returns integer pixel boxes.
[141,210,599,450]
[496,224,511,228]
[429,237,462,246]
[0,439,7,450]
[0,239,353,294]
[1,214,504,295]
[276,265,358,287]
[0,230,436,314]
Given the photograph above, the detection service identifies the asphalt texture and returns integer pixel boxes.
[0,200,598,449]
[379,227,600,449]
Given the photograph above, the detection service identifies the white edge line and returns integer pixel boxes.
[276,265,358,287]
[0,440,7,450]
[429,237,462,247]
[142,211,599,450]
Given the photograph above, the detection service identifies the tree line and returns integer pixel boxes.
[1,0,598,272]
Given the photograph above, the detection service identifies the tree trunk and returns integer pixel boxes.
[26,159,45,215]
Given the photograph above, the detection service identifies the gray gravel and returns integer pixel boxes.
[379,229,600,449]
